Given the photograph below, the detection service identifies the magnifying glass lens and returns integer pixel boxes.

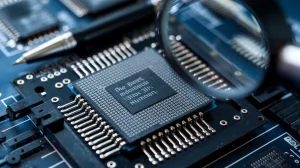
[159,0,269,99]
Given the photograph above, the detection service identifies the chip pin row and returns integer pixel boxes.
[231,35,268,69]
[59,0,89,17]
[71,41,137,78]
[141,112,216,165]
[171,39,231,91]
[58,95,126,159]
[131,31,156,44]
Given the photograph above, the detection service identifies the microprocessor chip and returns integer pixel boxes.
[80,0,133,14]
[0,0,59,40]
[246,147,296,168]
[60,0,133,17]
[73,49,212,143]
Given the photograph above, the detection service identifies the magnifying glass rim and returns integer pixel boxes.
[156,0,294,99]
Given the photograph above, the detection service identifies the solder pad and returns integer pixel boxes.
[73,49,212,143]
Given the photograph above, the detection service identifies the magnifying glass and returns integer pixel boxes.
[157,0,295,99]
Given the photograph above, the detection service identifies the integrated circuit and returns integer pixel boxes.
[73,49,212,143]
[60,0,134,17]
[0,0,59,41]
[245,147,296,168]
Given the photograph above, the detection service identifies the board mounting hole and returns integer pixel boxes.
[14,139,17,142]
[220,120,228,126]
[12,157,15,160]
[35,86,45,93]
[258,116,264,121]
[21,149,24,153]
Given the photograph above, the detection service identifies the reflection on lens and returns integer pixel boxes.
[160,0,269,98]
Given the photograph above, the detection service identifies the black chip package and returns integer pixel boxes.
[73,49,212,143]
[245,147,297,168]
[79,0,133,14]
[0,0,59,39]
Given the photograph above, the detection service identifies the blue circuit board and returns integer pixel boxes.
[0,0,300,167]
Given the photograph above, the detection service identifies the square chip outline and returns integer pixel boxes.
[0,0,59,39]
[73,49,212,143]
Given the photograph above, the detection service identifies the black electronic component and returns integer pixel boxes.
[270,96,297,113]
[245,147,296,168]
[7,94,43,120]
[5,138,47,165]
[284,109,300,125]
[0,0,59,41]
[276,101,300,118]
[73,49,212,143]
[31,102,64,133]
[4,129,39,147]
[60,0,134,17]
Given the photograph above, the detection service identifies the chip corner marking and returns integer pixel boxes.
[105,68,177,114]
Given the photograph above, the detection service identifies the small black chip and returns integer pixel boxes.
[0,0,58,40]
[106,68,177,114]
[246,147,297,168]
[73,49,212,143]
[60,0,133,17]
[80,0,133,14]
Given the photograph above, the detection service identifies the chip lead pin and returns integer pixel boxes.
[202,75,219,84]
[76,62,89,76]
[177,53,193,62]
[74,114,98,129]
[141,141,158,165]
[87,126,111,144]
[114,46,127,59]
[78,117,102,133]
[82,60,95,74]
[184,60,202,69]
[215,83,228,90]
[152,135,170,158]
[170,126,188,149]
[87,129,113,145]
[182,121,199,142]
[193,115,210,136]
[208,80,224,88]
[198,71,215,80]
[175,49,189,57]
[175,124,193,146]
[81,121,106,138]
[68,107,92,121]
[57,95,81,109]
[164,129,181,152]
[70,110,95,125]
[119,43,132,57]
[187,118,204,139]
[199,112,216,133]
[98,53,111,66]
[60,99,84,113]
[87,57,100,71]
[64,102,88,117]
[93,133,118,150]
[124,41,137,55]
[193,68,210,77]
[71,65,84,78]
[189,64,206,73]
[99,141,126,159]
[172,45,185,53]
[96,137,122,154]
[180,57,197,66]
[92,55,106,69]
[158,132,176,155]
[146,138,164,162]
[108,48,122,62]
[103,50,116,64]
